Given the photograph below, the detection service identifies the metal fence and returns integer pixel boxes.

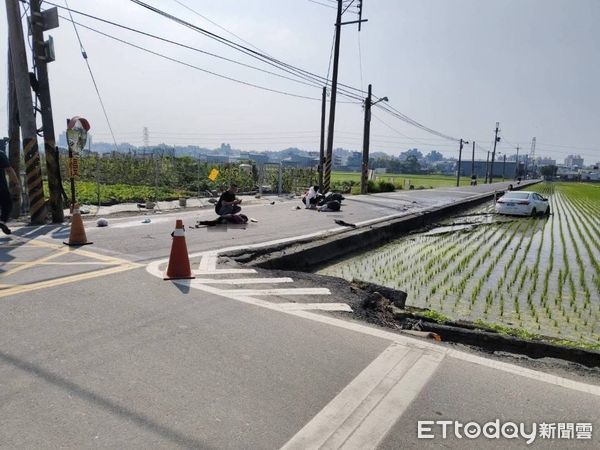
[29,151,321,206]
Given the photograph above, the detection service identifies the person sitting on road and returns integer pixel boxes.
[302,185,320,209]
[215,183,242,216]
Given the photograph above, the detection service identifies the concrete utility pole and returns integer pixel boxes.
[470,140,475,179]
[323,0,368,194]
[319,86,326,192]
[488,122,500,184]
[6,0,47,224]
[360,84,386,194]
[361,84,372,194]
[322,0,343,194]
[30,0,63,222]
[456,138,468,187]
[515,145,520,179]
[484,151,490,184]
[7,44,21,218]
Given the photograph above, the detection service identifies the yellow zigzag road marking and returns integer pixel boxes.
[2,248,70,277]
[0,263,142,299]
[6,237,131,265]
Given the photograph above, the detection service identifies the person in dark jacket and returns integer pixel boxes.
[215,183,242,216]
[0,149,21,234]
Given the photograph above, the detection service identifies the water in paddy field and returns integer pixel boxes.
[318,183,600,345]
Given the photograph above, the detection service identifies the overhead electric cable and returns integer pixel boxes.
[59,15,322,101]
[171,0,264,52]
[47,1,366,102]
[125,0,368,98]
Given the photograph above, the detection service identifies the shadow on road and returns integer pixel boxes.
[0,349,212,449]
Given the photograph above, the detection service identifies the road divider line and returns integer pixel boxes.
[0,263,141,299]
[282,344,443,449]
[339,351,443,449]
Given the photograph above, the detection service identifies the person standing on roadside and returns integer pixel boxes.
[0,149,21,234]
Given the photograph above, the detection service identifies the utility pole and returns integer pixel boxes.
[488,122,500,184]
[30,0,63,222]
[484,151,490,184]
[323,0,342,194]
[6,0,47,224]
[7,44,21,218]
[360,85,386,194]
[323,0,368,193]
[502,154,506,181]
[456,138,468,187]
[361,84,372,194]
[319,86,326,192]
[515,145,520,179]
[470,140,475,179]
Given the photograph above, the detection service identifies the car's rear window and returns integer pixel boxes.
[503,192,530,199]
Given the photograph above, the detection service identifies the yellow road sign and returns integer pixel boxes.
[208,168,219,181]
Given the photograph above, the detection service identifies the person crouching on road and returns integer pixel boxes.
[0,149,21,235]
[302,185,320,209]
[216,183,242,216]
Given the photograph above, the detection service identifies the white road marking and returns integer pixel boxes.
[192,269,258,275]
[198,254,217,272]
[110,217,172,228]
[193,277,293,285]
[276,303,352,312]
[217,288,331,296]
[146,224,600,400]
[282,344,443,449]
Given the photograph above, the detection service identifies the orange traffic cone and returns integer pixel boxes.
[164,219,195,280]
[64,203,93,246]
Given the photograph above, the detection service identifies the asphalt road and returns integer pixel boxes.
[1,181,598,449]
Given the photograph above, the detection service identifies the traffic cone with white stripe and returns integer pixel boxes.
[164,219,195,280]
[64,203,93,246]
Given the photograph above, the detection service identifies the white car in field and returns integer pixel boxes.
[495,191,550,216]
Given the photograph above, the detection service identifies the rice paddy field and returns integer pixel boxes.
[332,171,473,188]
[319,182,600,346]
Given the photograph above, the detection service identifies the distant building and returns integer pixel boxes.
[281,154,318,168]
[239,152,270,165]
[459,160,520,179]
[536,157,556,166]
[564,154,584,168]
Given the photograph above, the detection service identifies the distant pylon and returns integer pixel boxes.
[143,126,149,148]
[529,137,537,176]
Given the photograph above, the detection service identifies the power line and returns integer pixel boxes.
[171,0,264,53]
[125,0,368,99]
[307,0,338,10]
[59,15,323,101]
[375,103,460,142]
[64,0,119,152]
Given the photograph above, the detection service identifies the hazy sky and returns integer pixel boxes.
[1,0,599,163]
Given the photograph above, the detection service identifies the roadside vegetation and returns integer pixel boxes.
[319,182,600,349]
[51,150,472,204]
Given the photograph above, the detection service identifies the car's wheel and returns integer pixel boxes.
[530,207,537,217]
[545,206,551,216]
